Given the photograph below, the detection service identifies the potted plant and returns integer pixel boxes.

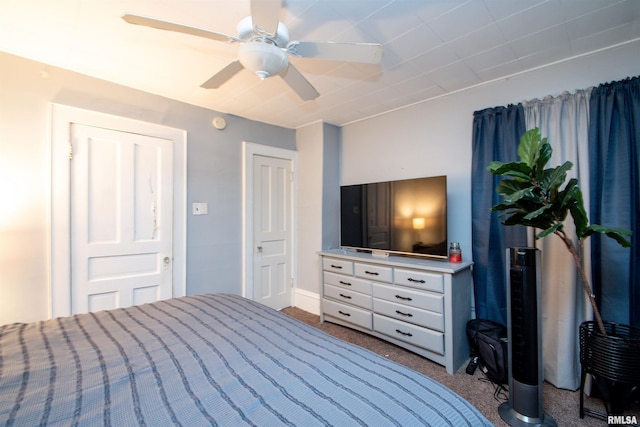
[487,127,638,416]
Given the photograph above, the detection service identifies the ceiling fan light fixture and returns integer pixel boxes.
[122,3,382,100]
[238,42,288,79]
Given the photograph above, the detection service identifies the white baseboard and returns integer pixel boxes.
[293,288,320,315]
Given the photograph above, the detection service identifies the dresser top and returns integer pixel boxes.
[319,249,472,274]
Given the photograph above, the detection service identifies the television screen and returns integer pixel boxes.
[340,175,447,258]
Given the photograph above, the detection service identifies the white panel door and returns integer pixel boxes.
[70,124,173,314]
[253,154,292,310]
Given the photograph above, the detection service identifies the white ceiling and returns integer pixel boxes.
[1,0,639,129]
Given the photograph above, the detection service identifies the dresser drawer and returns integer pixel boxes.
[354,263,392,283]
[325,284,372,310]
[394,268,444,293]
[372,283,443,314]
[373,314,444,355]
[324,271,371,294]
[373,298,444,331]
[322,257,354,275]
[323,299,372,329]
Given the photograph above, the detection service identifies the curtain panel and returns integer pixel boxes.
[522,89,592,390]
[471,105,527,325]
[589,76,640,327]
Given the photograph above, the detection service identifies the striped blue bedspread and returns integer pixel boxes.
[0,293,492,426]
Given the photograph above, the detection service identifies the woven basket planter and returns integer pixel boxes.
[579,321,640,415]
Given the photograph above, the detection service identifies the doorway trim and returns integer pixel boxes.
[242,141,297,306]
[49,104,187,318]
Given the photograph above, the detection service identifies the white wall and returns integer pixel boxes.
[295,122,340,314]
[296,122,324,298]
[341,41,640,264]
[0,52,295,325]
[321,123,341,251]
[296,122,341,282]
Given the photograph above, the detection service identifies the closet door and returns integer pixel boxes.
[70,124,174,314]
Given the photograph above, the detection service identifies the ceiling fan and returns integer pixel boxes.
[122,0,383,101]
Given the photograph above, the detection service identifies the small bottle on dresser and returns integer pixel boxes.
[449,242,462,263]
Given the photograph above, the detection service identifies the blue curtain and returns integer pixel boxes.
[471,105,528,324]
[589,76,640,327]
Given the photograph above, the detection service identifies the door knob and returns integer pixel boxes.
[163,256,171,266]
[257,246,263,252]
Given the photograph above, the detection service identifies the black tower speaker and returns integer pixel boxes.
[499,248,556,426]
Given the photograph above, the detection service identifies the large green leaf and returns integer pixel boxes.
[534,140,552,177]
[503,187,538,204]
[487,160,506,173]
[500,211,531,226]
[496,179,529,197]
[537,222,564,239]
[542,161,573,192]
[557,179,579,207]
[585,225,633,247]
[488,161,531,180]
[502,212,554,230]
[605,230,633,248]
[490,203,512,212]
[568,187,589,237]
[524,204,552,220]
[518,129,542,168]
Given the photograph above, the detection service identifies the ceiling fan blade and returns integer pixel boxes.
[249,0,281,36]
[201,60,244,89]
[122,14,240,43]
[280,64,319,101]
[287,41,383,64]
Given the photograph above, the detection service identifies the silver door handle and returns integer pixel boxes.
[257,246,263,252]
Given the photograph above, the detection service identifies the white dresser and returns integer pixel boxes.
[319,249,473,374]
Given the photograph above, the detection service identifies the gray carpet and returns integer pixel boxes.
[282,307,639,426]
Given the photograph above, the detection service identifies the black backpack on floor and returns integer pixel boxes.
[466,319,509,385]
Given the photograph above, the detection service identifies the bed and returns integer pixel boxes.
[0,293,492,426]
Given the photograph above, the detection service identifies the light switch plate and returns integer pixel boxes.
[192,202,208,215]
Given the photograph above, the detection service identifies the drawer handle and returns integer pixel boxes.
[395,329,413,337]
[407,278,425,284]
[330,264,343,269]
[338,310,351,317]
[339,293,352,299]
[339,280,352,286]
[365,270,379,276]
[395,294,413,301]
[395,310,413,317]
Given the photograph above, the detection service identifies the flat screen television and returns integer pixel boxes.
[340,175,448,259]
